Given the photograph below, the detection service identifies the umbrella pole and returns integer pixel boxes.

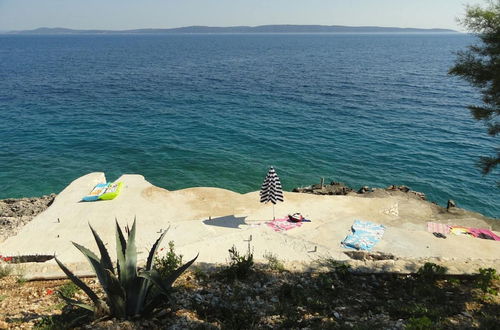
[273,204,275,220]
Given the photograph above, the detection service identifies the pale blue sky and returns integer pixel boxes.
[0,0,483,31]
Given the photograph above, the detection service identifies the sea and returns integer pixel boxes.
[0,33,498,218]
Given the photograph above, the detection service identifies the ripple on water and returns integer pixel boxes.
[0,33,498,218]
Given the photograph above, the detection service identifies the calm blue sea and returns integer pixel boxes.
[0,33,498,218]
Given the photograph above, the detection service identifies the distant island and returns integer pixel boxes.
[6,25,458,34]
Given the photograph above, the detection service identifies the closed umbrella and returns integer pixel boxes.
[260,166,284,220]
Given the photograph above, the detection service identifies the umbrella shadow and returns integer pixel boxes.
[202,215,247,229]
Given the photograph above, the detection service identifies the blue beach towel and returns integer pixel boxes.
[342,220,385,251]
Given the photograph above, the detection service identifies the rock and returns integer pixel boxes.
[293,182,353,195]
[358,186,371,194]
[461,311,472,318]
[447,199,456,210]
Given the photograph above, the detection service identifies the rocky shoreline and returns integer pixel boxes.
[0,194,56,243]
[293,181,426,201]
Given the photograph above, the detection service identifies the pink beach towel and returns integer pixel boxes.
[467,228,500,241]
[427,222,450,235]
[266,217,303,232]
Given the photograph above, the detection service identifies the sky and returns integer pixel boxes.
[0,0,485,31]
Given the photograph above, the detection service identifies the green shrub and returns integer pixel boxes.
[417,262,447,280]
[55,219,198,319]
[476,268,499,295]
[263,252,285,272]
[222,244,254,281]
[406,316,433,330]
[154,241,183,278]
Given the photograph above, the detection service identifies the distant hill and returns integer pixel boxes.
[7,25,458,34]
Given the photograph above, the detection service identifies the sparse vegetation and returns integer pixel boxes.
[33,307,90,330]
[57,281,80,299]
[220,244,254,281]
[154,240,183,278]
[1,256,498,329]
[417,262,447,280]
[476,267,499,295]
[0,263,13,278]
[263,251,285,272]
[406,316,433,330]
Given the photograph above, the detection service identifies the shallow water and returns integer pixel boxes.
[0,33,498,217]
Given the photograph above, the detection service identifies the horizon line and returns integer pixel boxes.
[5,24,459,34]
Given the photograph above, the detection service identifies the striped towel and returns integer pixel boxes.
[427,222,450,235]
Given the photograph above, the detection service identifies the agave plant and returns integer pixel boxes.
[55,218,198,318]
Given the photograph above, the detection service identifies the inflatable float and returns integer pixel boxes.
[82,182,123,202]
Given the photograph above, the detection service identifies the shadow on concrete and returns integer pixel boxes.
[202,215,247,229]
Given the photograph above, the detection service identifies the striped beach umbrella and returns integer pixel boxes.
[260,166,284,219]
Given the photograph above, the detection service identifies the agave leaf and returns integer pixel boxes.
[54,257,100,305]
[104,269,127,319]
[133,229,168,315]
[72,242,111,294]
[124,218,137,279]
[146,228,168,271]
[162,253,199,289]
[139,253,198,296]
[139,269,169,296]
[115,218,127,279]
[89,223,114,273]
[57,291,95,312]
[123,218,139,314]
[141,292,165,317]
[133,276,154,315]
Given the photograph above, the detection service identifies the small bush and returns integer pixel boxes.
[154,240,183,278]
[417,262,447,280]
[406,316,433,330]
[222,244,254,281]
[476,268,499,295]
[263,252,285,272]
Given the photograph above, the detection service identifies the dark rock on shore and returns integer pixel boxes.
[293,181,353,195]
[293,182,426,200]
[0,194,56,242]
[359,184,427,201]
